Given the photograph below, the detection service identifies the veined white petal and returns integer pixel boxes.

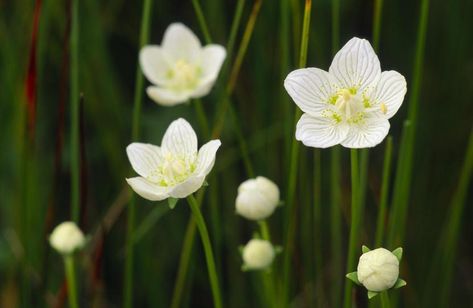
[168,175,205,198]
[341,115,390,148]
[162,118,198,155]
[200,45,226,85]
[195,139,221,176]
[190,81,214,98]
[139,46,172,86]
[369,71,407,119]
[126,177,169,201]
[296,113,349,148]
[126,143,162,178]
[161,23,202,63]
[146,86,192,106]
[329,37,381,92]
[284,68,336,116]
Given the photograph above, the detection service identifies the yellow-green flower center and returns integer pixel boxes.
[167,59,201,91]
[326,88,375,124]
[147,153,196,187]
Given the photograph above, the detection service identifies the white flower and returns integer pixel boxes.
[126,118,221,201]
[140,23,226,106]
[284,37,407,148]
[235,176,280,220]
[357,248,399,292]
[242,239,275,270]
[49,221,86,255]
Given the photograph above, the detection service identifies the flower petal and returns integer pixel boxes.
[284,68,336,116]
[195,139,221,176]
[146,86,192,106]
[168,175,205,198]
[369,71,407,119]
[296,113,349,148]
[126,143,162,178]
[200,45,226,84]
[329,37,381,92]
[162,118,198,155]
[126,177,169,201]
[161,23,202,63]
[139,46,172,86]
[341,116,390,148]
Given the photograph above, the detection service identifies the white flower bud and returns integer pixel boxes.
[242,239,275,270]
[235,176,280,221]
[357,248,399,292]
[49,221,85,255]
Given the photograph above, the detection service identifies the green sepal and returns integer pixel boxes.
[368,291,379,299]
[277,200,285,207]
[346,271,361,286]
[392,247,403,261]
[241,264,249,272]
[238,245,244,255]
[202,181,209,187]
[274,246,283,254]
[393,278,407,289]
[168,197,179,209]
[362,245,371,253]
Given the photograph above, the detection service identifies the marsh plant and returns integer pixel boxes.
[1,0,472,308]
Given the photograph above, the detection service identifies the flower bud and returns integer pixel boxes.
[357,248,399,292]
[235,176,280,220]
[242,239,275,270]
[49,221,85,255]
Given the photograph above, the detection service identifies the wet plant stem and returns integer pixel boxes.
[64,256,78,308]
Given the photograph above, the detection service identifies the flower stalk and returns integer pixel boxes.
[64,256,79,308]
[187,194,222,308]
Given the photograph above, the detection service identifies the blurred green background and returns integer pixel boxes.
[0,0,472,307]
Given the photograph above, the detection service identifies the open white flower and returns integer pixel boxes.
[235,176,280,221]
[126,118,221,201]
[284,37,407,148]
[49,221,86,255]
[140,23,226,106]
[242,239,275,270]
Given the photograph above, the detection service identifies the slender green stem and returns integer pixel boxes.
[225,0,245,63]
[372,0,384,51]
[329,147,342,307]
[343,149,360,308]
[313,149,323,289]
[70,0,80,223]
[194,99,210,138]
[170,190,205,308]
[258,220,271,241]
[380,292,391,308]
[375,137,393,247]
[388,0,430,247]
[125,0,153,307]
[281,1,311,306]
[187,194,222,308]
[229,103,254,177]
[438,129,473,306]
[330,0,342,306]
[192,0,212,44]
[64,256,79,308]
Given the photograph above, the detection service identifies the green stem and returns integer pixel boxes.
[258,220,271,241]
[192,0,212,44]
[313,149,323,289]
[375,137,393,247]
[372,0,384,51]
[64,256,79,308]
[187,195,222,308]
[329,0,341,306]
[70,0,80,223]
[380,292,391,308]
[194,98,210,138]
[125,0,153,307]
[281,0,311,306]
[438,129,473,306]
[343,149,360,308]
[225,0,245,63]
